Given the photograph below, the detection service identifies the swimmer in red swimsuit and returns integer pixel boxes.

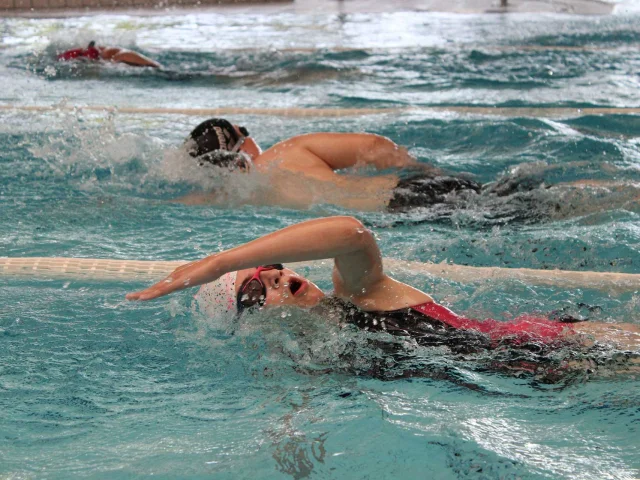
[126,216,639,356]
[57,41,161,68]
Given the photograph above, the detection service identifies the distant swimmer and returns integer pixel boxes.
[57,41,161,68]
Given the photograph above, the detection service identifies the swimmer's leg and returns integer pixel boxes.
[572,321,640,351]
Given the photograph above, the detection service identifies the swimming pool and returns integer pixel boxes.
[1,6,640,479]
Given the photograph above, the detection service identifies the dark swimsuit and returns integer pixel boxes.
[384,173,561,225]
[387,174,482,213]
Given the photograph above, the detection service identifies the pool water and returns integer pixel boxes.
[1,7,640,479]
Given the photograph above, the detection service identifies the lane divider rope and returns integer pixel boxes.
[1,257,638,295]
[0,105,407,117]
[1,105,639,117]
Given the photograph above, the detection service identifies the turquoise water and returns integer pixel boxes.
[1,9,640,479]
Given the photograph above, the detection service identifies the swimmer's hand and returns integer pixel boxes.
[126,257,219,301]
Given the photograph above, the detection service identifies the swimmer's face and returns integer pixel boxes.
[235,266,325,309]
[232,124,262,159]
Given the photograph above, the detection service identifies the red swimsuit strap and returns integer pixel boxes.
[411,302,494,331]
[411,302,574,344]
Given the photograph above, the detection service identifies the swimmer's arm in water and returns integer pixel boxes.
[170,182,322,210]
[281,133,432,172]
[126,216,430,306]
[112,50,161,68]
[99,46,161,68]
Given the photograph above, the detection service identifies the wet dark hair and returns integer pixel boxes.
[185,118,250,160]
[87,41,96,48]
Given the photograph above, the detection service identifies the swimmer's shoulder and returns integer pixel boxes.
[256,137,333,173]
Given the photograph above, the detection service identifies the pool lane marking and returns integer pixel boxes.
[1,105,639,118]
[2,257,639,295]
[0,105,406,117]
[383,259,640,296]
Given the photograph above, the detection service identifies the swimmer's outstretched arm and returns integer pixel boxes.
[111,50,161,68]
[127,216,385,301]
[99,47,161,68]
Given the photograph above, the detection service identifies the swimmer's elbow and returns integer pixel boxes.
[333,216,375,248]
[366,135,412,169]
[332,215,364,230]
[368,134,395,151]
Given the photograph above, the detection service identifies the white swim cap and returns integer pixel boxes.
[194,271,237,317]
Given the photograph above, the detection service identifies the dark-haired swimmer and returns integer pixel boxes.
[178,118,482,212]
[57,41,161,68]
[127,216,640,357]
[177,118,639,223]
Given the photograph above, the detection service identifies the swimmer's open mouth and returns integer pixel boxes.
[289,278,303,296]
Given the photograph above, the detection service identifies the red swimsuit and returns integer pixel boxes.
[412,302,575,345]
[57,46,100,62]
[340,296,577,349]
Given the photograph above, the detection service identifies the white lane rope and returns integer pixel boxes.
[1,105,639,118]
[0,257,185,281]
[1,257,638,295]
[0,105,407,117]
